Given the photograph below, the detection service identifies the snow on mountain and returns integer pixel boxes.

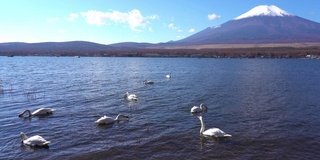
[234,5,293,20]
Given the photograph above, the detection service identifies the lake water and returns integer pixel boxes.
[0,57,320,159]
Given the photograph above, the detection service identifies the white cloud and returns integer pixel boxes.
[47,17,58,22]
[81,9,154,31]
[168,23,182,32]
[147,15,159,20]
[68,13,79,21]
[168,23,174,28]
[208,13,221,20]
[149,27,153,32]
[188,28,195,32]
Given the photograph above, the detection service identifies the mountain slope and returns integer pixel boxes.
[0,41,116,54]
[176,5,320,44]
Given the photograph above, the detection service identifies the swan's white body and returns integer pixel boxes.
[19,108,55,117]
[143,80,155,84]
[20,132,50,147]
[95,114,129,125]
[124,92,138,101]
[166,73,171,78]
[191,103,208,113]
[198,116,231,138]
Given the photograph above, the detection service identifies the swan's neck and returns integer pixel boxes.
[124,93,129,99]
[115,115,123,121]
[200,104,207,111]
[115,115,120,121]
[19,110,32,117]
[199,118,205,134]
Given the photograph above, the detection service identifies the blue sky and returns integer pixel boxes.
[1,0,319,45]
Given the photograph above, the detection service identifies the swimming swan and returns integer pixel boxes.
[18,108,55,117]
[20,132,50,147]
[191,103,208,113]
[124,92,138,101]
[166,73,171,78]
[143,80,155,84]
[197,116,231,138]
[95,114,129,125]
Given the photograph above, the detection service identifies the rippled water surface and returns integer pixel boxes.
[1,57,320,159]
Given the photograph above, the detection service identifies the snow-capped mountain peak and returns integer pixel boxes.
[234,5,293,20]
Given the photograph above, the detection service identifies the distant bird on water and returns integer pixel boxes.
[166,73,171,78]
[143,80,155,84]
[124,92,138,101]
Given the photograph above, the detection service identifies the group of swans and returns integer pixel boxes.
[18,73,231,148]
[18,108,55,147]
[128,73,170,101]
[144,73,170,84]
[191,103,231,138]
[17,107,130,147]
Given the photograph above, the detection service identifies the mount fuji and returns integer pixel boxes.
[175,5,320,45]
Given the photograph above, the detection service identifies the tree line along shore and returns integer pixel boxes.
[1,46,320,59]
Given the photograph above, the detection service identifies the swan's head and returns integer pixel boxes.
[20,132,27,141]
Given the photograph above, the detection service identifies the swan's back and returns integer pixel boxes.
[32,108,54,115]
[144,80,154,84]
[23,135,51,146]
[127,94,138,101]
[190,106,201,113]
[203,128,232,138]
[96,116,115,125]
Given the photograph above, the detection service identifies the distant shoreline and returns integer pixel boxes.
[1,43,320,59]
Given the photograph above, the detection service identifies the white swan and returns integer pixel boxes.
[18,108,55,117]
[197,116,231,138]
[124,92,138,101]
[143,80,155,84]
[166,73,171,78]
[191,103,208,113]
[95,114,129,125]
[20,132,51,147]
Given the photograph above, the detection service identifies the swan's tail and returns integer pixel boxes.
[44,141,51,145]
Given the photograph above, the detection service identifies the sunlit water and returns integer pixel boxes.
[0,57,320,159]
